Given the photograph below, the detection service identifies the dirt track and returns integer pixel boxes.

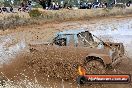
[0,16,132,88]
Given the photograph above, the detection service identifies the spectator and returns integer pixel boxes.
[67,5,72,10]
[18,6,21,11]
[104,3,108,8]
[27,0,32,11]
[52,1,56,9]
[21,2,25,8]
[47,0,51,7]
[64,3,68,8]
[55,2,59,10]
[10,6,13,12]
[38,0,46,9]
[18,1,25,11]
[45,3,48,10]
[126,1,131,7]
[2,7,9,12]
[0,8,2,13]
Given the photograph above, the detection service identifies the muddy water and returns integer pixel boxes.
[91,20,132,57]
[0,17,132,88]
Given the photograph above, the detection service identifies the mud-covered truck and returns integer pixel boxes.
[29,29,125,75]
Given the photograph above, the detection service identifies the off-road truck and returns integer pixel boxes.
[29,29,125,74]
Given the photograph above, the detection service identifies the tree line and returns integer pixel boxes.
[0,0,131,7]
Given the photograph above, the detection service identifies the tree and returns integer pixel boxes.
[37,0,52,9]
[3,0,11,6]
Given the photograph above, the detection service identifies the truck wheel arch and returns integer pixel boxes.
[85,53,112,66]
[84,55,107,74]
[85,56,105,66]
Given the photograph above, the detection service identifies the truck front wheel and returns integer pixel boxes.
[85,60,106,74]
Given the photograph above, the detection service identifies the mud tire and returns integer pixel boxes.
[85,60,106,74]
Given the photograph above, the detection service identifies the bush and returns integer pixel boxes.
[114,3,126,9]
[29,9,42,18]
[0,15,29,30]
[103,8,110,12]
[32,4,43,8]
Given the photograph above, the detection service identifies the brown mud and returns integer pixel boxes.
[1,51,132,88]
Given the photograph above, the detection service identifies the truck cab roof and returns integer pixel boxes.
[57,28,89,35]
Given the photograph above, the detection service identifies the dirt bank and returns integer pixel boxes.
[1,7,132,30]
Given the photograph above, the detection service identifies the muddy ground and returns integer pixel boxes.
[0,16,132,88]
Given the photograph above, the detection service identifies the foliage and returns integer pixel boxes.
[29,9,42,18]
[3,0,11,7]
[114,3,126,8]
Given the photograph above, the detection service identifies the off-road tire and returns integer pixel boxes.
[85,60,106,74]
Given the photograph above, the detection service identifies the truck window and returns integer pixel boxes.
[53,35,67,46]
[77,32,94,47]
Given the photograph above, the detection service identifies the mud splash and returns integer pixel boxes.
[0,34,26,66]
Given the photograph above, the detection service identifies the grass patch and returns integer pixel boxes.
[29,9,42,18]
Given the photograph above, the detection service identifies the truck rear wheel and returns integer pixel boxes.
[85,60,106,74]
